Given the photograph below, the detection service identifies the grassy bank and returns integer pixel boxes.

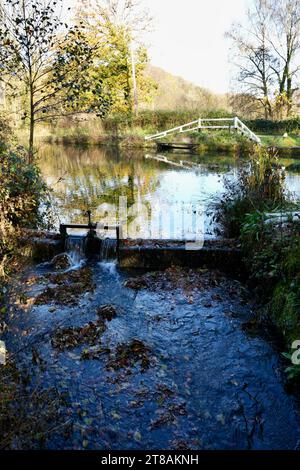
[0,123,57,448]
[17,120,253,153]
[215,146,300,378]
[15,112,300,154]
[260,134,300,148]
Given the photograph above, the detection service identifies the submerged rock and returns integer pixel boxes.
[52,321,106,350]
[51,253,72,270]
[106,339,151,372]
[97,305,117,321]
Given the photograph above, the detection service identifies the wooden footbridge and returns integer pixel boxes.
[145,116,261,145]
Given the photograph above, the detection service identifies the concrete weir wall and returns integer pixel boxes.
[119,240,244,276]
[20,231,244,276]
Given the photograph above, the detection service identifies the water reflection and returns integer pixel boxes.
[37,144,300,239]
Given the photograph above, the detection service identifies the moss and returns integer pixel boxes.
[269,282,300,343]
[241,220,300,345]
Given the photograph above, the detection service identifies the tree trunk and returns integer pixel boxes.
[286,75,293,117]
[124,57,132,121]
[28,85,34,164]
[29,119,34,164]
[130,44,138,116]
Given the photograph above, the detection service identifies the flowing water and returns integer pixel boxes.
[3,145,300,449]
[4,259,300,450]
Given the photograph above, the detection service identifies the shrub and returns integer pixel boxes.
[103,109,231,134]
[0,145,49,272]
[221,172,300,355]
[242,219,300,344]
[245,117,300,135]
[215,147,287,237]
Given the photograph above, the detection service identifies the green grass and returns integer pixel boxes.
[260,134,300,147]
[16,115,300,151]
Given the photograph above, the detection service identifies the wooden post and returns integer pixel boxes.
[116,226,120,262]
[59,224,67,250]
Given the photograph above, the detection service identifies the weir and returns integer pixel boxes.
[59,212,120,262]
[58,224,244,275]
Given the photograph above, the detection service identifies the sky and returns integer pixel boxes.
[145,0,249,94]
[69,0,250,94]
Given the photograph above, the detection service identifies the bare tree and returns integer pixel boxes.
[227,0,275,119]
[269,0,300,116]
[228,0,300,118]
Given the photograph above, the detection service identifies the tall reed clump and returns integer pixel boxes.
[215,146,287,238]
[216,145,300,377]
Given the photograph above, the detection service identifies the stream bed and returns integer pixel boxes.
[3,146,300,449]
[3,256,300,450]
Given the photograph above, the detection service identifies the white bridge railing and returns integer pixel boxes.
[145,116,261,144]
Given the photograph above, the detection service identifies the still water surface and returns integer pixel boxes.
[37,144,300,239]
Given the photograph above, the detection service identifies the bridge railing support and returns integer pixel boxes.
[145,116,261,145]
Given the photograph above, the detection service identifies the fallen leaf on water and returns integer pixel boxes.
[216,413,226,425]
[134,431,142,442]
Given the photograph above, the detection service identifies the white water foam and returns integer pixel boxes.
[65,251,85,271]
[98,260,119,278]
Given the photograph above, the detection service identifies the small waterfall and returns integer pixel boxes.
[64,235,86,270]
[98,238,119,279]
[100,238,117,262]
[65,235,86,254]
[99,259,119,278]
[63,233,117,265]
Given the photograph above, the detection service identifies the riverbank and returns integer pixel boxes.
[24,128,253,154]
[215,146,300,382]
[15,112,300,155]
[23,128,300,156]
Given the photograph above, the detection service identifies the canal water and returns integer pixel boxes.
[37,144,300,239]
[3,145,300,450]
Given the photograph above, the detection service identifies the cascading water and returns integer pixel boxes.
[61,229,118,275]
[64,235,86,270]
[99,238,117,262]
[65,235,86,254]
[98,238,119,278]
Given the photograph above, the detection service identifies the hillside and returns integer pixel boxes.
[142,64,229,112]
